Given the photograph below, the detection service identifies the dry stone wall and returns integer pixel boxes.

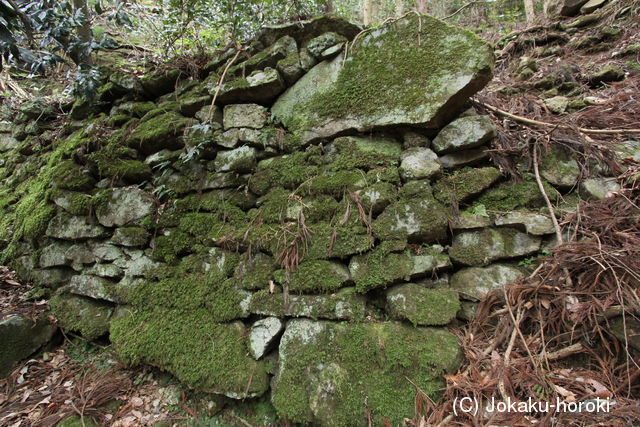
[0,13,609,425]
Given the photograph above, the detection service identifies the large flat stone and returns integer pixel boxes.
[272,14,493,144]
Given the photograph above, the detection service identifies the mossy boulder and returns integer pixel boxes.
[449,227,542,266]
[272,14,493,144]
[329,136,402,170]
[349,248,413,293]
[540,145,581,189]
[95,188,155,227]
[235,252,277,290]
[69,274,120,303]
[127,111,194,155]
[477,179,560,211]
[386,283,460,326]
[111,227,150,247]
[450,264,523,300]
[208,67,286,104]
[46,213,107,240]
[249,288,366,320]
[0,315,55,377]
[271,319,461,425]
[258,15,361,47]
[431,115,496,154]
[433,167,501,204]
[399,147,441,180]
[373,197,450,243]
[50,294,113,340]
[275,260,351,293]
[212,146,257,173]
[111,310,268,398]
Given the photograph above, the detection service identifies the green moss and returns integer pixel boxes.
[174,190,254,212]
[88,144,152,183]
[329,136,401,171]
[433,167,501,204]
[127,111,192,154]
[50,294,113,340]
[151,230,193,263]
[350,244,413,293]
[304,169,367,197]
[272,320,461,425]
[51,160,95,191]
[366,166,401,185]
[306,223,374,260]
[386,284,459,326]
[477,178,560,211]
[110,308,268,397]
[249,151,322,196]
[283,14,492,138]
[235,252,277,290]
[275,260,350,293]
[257,188,339,223]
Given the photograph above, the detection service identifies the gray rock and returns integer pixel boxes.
[29,268,73,288]
[92,243,124,262]
[386,283,460,326]
[111,227,150,247]
[432,116,496,154]
[451,264,523,300]
[451,214,493,230]
[223,104,268,130]
[540,146,580,189]
[410,252,452,277]
[271,14,493,144]
[69,275,119,303]
[449,227,542,266]
[399,147,441,180]
[213,146,257,173]
[1,315,55,377]
[580,0,608,13]
[40,242,72,268]
[439,148,489,169]
[249,288,366,320]
[307,32,348,58]
[201,172,248,190]
[249,317,284,359]
[115,255,158,278]
[84,263,124,278]
[358,182,397,214]
[209,67,286,104]
[494,212,556,235]
[95,188,155,227]
[0,134,19,151]
[544,96,569,114]
[65,243,96,270]
[194,104,223,124]
[580,177,620,199]
[46,214,106,240]
[544,0,589,16]
[258,15,361,47]
[373,197,449,243]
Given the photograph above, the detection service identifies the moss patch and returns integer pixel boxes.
[50,294,113,340]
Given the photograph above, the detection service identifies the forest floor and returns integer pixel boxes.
[1,2,640,426]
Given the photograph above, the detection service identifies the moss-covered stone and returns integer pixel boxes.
[50,294,113,340]
[372,197,450,243]
[433,167,501,204]
[271,319,461,425]
[477,178,560,211]
[349,246,413,293]
[88,144,152,183]
[52,160,95,191]
[235,252,277,290]
[127,111,194,155]
[248,287,366,320]
[305,223,374,260]
[249,151,322,196]
[386,283,460,326]
[275,260,350,293]
[0,315,55,377]
[449,227,542,266]
[272,14,493,143]
[329,136,402,171]
[111,310,267,398]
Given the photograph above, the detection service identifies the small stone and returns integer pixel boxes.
[589,65,625,86]
[432,116,496,154]
[111,227,150,247]
[449,228,542,266]
[439,149,489,169]
[0,134,19,152]
[410,253,452,277]
[223,104,268,130]
[65,244,96,269]
[210,67,286,104]
[84,263,124,278]
[386,283,460,326]
[213,146,257,173]
[451,264,523,301]
[494,212,556,235]
[544,96,569,114]
[306,32,348,58]
[95,188,155,227]
[0,315,55,377]
[580,177,620,199]
[399,147,441,180]
[249,317,284,359]
[195,104,223,124]
[46,214,106,240]
[540,146,580,189]
[92,243,124,262]
[69,275,119,303]
[39,242,72,268]
[451,214,493,230]
[249,288,366,320]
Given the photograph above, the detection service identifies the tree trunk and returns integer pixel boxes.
[416,0,428,14]
[362,0,373,26]
[524,0,536,24]
[73,0,93,64]
[395,0,404,17]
